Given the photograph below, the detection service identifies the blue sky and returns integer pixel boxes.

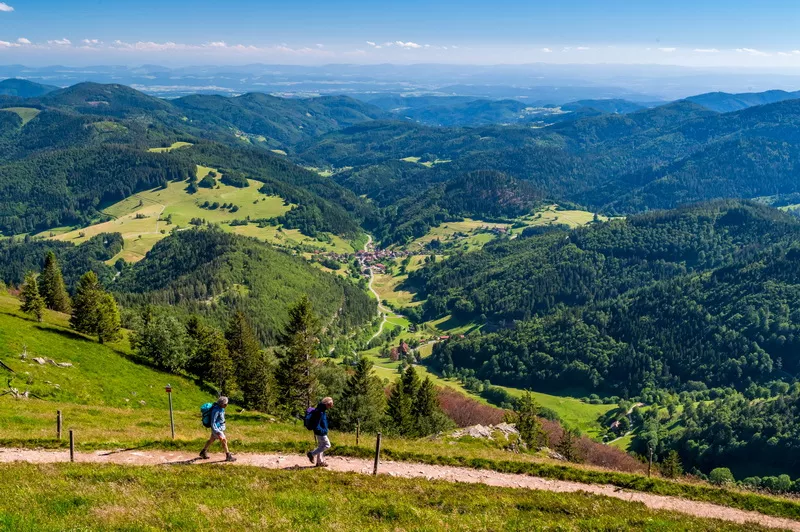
[3,0,800,66]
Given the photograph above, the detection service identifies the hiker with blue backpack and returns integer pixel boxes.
[199,396,236,462]
[305,397,334,467]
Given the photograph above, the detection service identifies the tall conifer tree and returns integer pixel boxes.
[20,272,45,322]
[39,251,71,312]
[276,296,319,415]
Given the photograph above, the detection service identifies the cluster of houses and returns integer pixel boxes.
[314,246,414,275]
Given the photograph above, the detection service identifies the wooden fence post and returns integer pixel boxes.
[356,421,360,446]
[373,432,382,475]
[69,430,75,463]
[57,410,62,441]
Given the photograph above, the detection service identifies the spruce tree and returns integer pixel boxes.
[512,392,546,449]
[70,271,102,334]
[412,376,453,436]
[96,292,121,344]
[660,450,684,479]
[275,296,319,415]
[226,312,271,410]
[338,357,386,432]
[39,251,71,312]
[387,365,419,435]
[187,318,235,394]
[207,329,236,396]
[556,428,583,463]
[20,272,45,322]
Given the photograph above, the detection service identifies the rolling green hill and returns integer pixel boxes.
[172,92,386,148]
[113,227,375,344]
[0,78,57,98]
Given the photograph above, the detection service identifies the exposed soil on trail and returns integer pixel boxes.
[1,448,797,530]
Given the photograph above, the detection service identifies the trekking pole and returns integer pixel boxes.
[373,432,382,475]
[356,421,360,446]
[648,445,653,478]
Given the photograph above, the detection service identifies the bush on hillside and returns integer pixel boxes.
[709,468,735,486]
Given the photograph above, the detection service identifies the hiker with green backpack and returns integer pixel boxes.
[199,396,236,462]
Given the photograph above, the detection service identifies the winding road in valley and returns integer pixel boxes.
[364,234,390,343]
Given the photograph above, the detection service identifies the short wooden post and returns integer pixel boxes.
[647,445,653,478]
[356,421,360,446]
[57,410,62,440]
[373,432,382,475]
[69,430,75,463]
[165,385,175,440]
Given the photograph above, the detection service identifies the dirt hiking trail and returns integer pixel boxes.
[1,448,798,530]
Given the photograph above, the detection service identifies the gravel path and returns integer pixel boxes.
[0,448,797,530]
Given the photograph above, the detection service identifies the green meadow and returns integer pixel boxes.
[0,107,41,125]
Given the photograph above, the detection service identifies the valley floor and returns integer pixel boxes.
[0,448,792,531]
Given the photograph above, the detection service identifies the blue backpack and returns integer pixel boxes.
[303,407,316,430]
[201,402,214,428]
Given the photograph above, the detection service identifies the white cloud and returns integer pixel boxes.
[575,46,590,51]
[16,37,30,45]
[48,38,71,46]
[658,47,677,52]
[315,43,324,48]
[208,41,227,48]
[541,47,553,53]
[736,47,769,57]
[0,40,18,48]
[0,3,13,12]
[366,41,376,47]
[82,39,101,46]
[778,50,800,56]
[693,48,719,53]
[389,40,422,49]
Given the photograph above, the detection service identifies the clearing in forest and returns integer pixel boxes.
[147,141,193,153]
[0,107,41,125]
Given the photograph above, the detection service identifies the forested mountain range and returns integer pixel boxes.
[418,201,800,395]
[172,93,387,147]
[685,89,800,113]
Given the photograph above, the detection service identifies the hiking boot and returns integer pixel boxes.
[225,453,237,463]
[306,451,315,464]
[199,451,209,460]
[315,461,329,468]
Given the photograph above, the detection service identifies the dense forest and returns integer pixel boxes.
[377,170,544,244]
[421,201,800,394]
[113,227,376,343]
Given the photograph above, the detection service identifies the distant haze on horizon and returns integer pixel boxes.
[7,62,800,102]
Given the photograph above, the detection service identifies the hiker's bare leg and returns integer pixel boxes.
[201,437,213,454]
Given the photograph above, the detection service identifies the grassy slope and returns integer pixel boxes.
[0,107,41,125]
[0,463,757,531]
[401,205,605,253]
[0,295,208,410]
[47,165,352,262]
